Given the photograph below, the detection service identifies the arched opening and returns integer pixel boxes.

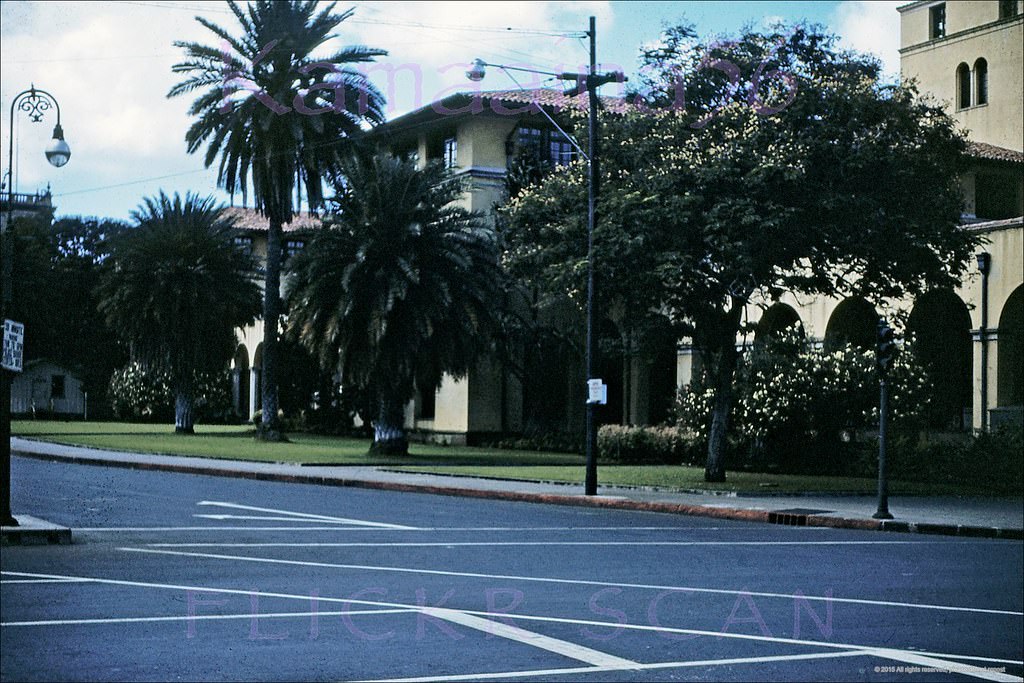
[956,62,971,109]
[252,343,264,414]
[974,58,988,106]
[755,303,804,343]
[997,285,1023,408]
[232,345,250,420]
[824,298,877,352]
[908,290,972,430]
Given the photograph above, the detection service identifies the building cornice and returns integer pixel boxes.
[900,14,1024,55]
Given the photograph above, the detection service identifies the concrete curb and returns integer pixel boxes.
[1,514,72,545]
[12,449,1024,540]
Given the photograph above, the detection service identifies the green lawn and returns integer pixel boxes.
[11,420,582,466]
[13,420,1005,496]
[383,464,1001,496]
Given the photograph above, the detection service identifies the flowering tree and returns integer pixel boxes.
[502,23,978,481]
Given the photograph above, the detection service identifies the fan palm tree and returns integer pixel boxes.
[97,192,261,433]
[286,154,501,455]
[168,0,386,440]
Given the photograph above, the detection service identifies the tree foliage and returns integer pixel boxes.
[501,22,978,480]
[169,0,386,440]
[7,215,128,412]
[96,192,261,432]
[285,154,501,454]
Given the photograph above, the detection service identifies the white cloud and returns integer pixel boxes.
[831,1,903,81]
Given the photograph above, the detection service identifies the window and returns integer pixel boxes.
[999,0,1019,19]
[442,136,458,169]
[549,131,578,167]
[956,63,971,109]
[51,375,65,399]
[930,3,946,39]
[285,239,305,259]
[974,58,988,105]
[233,235,253,256]
[511,125,578,167]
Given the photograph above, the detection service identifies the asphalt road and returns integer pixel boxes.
[2,456,1022,682]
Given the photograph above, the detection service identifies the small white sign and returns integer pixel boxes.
[587,378,607,405]
[2,319,25,372]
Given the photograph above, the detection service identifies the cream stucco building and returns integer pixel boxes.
[229,0,1023,439]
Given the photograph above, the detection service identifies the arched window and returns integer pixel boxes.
[974,58,988,105]
[956,63,971,109]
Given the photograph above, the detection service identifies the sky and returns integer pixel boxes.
[1,0,903,222]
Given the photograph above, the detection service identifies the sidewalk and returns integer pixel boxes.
[8,437,1023,540]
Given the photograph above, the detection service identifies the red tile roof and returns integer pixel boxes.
[221,207,322,232]
[966,141,1024,164]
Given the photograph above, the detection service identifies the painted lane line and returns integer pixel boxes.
[1,609,414,628]
[75,525,793,533]
[3,570,1020,671]
[0,570,629,669]
[195,501,418,529]
[120,547,1024,617]
[421,607,637,669]
[356,650,872,683]
[1,578,93,584]
[193,514,385,524]
[145,540,940,548]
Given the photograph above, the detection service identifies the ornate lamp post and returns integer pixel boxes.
[468,17,623,496]
[2,85,71,526]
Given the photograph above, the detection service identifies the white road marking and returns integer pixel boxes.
[3,570,1020,677]
[419,607,637,669]
[1,609,414,627]
[0,570,628,668]
[356,650,872,683]
[73,525,776,532]
[195,501,419,529]
[120,547,1024,617]
[193,514,383,524]
[146,540,937,548]
[1,579,93,584]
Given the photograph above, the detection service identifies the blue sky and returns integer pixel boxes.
[1,1,902,221]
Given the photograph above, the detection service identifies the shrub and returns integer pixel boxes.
[674,329,934,475]
[109,362,233,423]
[598,424,704,466]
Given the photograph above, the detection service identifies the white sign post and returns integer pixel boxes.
[586,378,607,405]
[2,320,24,372]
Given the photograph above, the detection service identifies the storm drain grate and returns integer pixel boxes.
[767,508,833,526]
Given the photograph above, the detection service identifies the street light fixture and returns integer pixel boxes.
[2,85,72,527]
[468,17,624,496]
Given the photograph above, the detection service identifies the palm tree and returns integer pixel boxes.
[286,154,501,455]
[168,0,386,440]
[97,192,261,433]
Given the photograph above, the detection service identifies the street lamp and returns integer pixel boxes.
[2,85,72,527]
[468,17,624,496]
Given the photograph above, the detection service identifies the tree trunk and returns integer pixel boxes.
[704,299,745,482]
[369,395,408,456]
[174,390,195,435]
[257,219,284,442]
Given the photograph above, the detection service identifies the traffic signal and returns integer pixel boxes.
[876,320,898,375]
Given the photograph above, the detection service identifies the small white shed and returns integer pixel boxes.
[9,359,85,417]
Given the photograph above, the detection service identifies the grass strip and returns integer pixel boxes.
[11,420,581,466]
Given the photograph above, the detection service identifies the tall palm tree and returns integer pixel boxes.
[97,192,261,433]
[286,154,501,455]
[168,0,386,440]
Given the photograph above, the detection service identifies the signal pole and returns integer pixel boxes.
[873,318,896,520]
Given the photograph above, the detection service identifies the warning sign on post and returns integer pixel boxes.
[2,319,25,372]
